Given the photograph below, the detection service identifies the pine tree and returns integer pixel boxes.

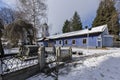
[92,0,119,36]
[62,11,82,33]
[62,20,71,33]
[71,11,82,31]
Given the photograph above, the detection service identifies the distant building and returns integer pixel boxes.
[41,23,49,38]
[38,24,113,48]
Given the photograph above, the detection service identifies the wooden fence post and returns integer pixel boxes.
[56,47,61,62]
[69,47,72,59]
[55,47,61,80]
[69,47,72,60]
[38,47,45,71]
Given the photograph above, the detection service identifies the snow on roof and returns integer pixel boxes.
[48,24,108,39]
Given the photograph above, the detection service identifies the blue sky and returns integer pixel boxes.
[0,0,5,7]
[0,0,100,35]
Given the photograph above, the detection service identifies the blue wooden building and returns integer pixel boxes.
[38,24,113,48]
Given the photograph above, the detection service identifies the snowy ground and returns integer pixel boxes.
[72,47,119,55]
[27,48,120,80]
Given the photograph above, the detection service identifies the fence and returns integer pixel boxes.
[0,46,72,80]
[45,47,72,64]
[0,45,39,80]
[0,54,38,75]
[56,47,72,62]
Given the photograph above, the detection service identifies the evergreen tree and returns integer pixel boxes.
[62,11,82,33]
[71,11,82,31]
[92,0,119,36]
[62,20,71,33]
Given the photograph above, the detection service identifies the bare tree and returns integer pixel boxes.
[0,8,15,25]
[5,20,36,45]
[17,0,47,30]
[115,0,120,38]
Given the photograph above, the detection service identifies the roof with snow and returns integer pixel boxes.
[47,24,108,39]
[37,24,108,41]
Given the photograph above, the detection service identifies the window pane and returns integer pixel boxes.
[65,40,67,44]
[72,40,75,44]
[59,40,61,44]
[83,39,86,44]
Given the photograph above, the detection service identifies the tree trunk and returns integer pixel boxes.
[0,38,4,58]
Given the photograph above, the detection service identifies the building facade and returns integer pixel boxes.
[41,23,49,38]
[38,24,113,48]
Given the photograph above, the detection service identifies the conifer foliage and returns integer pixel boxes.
[92,0,119,35]
[72,11,82,31]
[62,11,82,33]
[62,20,71,33]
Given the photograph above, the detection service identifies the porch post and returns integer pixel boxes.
[56,47,61,62]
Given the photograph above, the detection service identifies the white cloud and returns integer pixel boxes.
[47,0,100,34]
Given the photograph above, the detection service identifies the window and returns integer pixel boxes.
[59,40,61,44]
[83,39,86,44]
[72,40,76,44]
[65,40,68,44]
[98,37,101,41]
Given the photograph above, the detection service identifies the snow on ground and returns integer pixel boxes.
[27,73,53,80]
[72,47,119,55]
[27,48,120,80]
[59,51,120,80]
